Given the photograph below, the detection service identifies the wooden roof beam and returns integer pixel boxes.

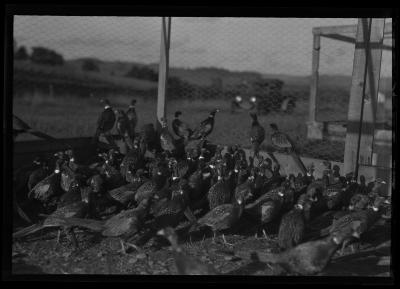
[313,22,392,38]
[321,33,393,50]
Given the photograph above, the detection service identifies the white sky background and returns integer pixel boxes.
[14,16,392,77]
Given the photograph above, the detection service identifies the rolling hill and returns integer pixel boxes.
[13,57,392,100]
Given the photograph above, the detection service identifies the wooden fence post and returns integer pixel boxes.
[307,31,323,140]
[156,17,172,133]
[343,18,385,177]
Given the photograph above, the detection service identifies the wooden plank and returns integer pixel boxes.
[313,23,392,37]
[313,25,359,36]
[372,129,392,169]
[344,18,386,176]
[321,34,392,50]
[307,33,323,140]
[156,17,172,132]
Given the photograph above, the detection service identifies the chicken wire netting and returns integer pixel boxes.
[12,16,393,163]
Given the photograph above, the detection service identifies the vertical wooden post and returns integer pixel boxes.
[156,17,172,132]
[307,32,323,139]
[343,18,385,176]
[309,32,320,123]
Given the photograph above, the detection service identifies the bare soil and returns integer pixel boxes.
[12,215,391,276]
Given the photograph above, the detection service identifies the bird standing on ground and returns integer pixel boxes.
[172,111,193,143]
[157,227,218,275]
[159,117,176,156]
[94,99,116,145]
[28,159,64,214]
[115,109,130,140]
[315,195,389,255]
[278,193,313,250]
[195,197,244,245]
[190,109,220,140]
[239,222,362,275]
[269,123,307,176]
[126,99,138,143]
[207,166,232,210]
[27,157,50,191]
[249,113,265,159]
[13,200,89,250]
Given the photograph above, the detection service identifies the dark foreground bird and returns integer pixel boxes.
[194,197,244,245]
[157,227,218,275]
[38,198,152,254]
[13,200,88,249]
[27,161,64,214]
[190,109,220,140]
[249,113,265,158]
[269,123,307,176]
[207,166,232,210]
[27,157,50,191]
[233,221,361,275]
[278,193,313,250]
[314,195,388,255]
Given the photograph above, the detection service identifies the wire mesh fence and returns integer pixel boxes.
[12,16,393,164]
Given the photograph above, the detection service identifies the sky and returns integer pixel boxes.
[13,16,392,77]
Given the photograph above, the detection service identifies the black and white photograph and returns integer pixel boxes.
[4,6,395,279]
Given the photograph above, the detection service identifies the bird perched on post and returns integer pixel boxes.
[269,123,307,176]
[172,111,193,143]
[249,113,265,158]
[157,227,218,275]
[93,99,116,144]
[190,109,220,140]
[126,99,138,142]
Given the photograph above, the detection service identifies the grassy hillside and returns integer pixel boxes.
[14,57,392,98]
[14,60,157,92]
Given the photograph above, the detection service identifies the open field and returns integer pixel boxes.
[12,58,392,162]
[13,92,348,161]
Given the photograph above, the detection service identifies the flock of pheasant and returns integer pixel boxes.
[12,98,391,276]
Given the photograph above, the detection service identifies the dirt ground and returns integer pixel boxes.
[11,212,392,277]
